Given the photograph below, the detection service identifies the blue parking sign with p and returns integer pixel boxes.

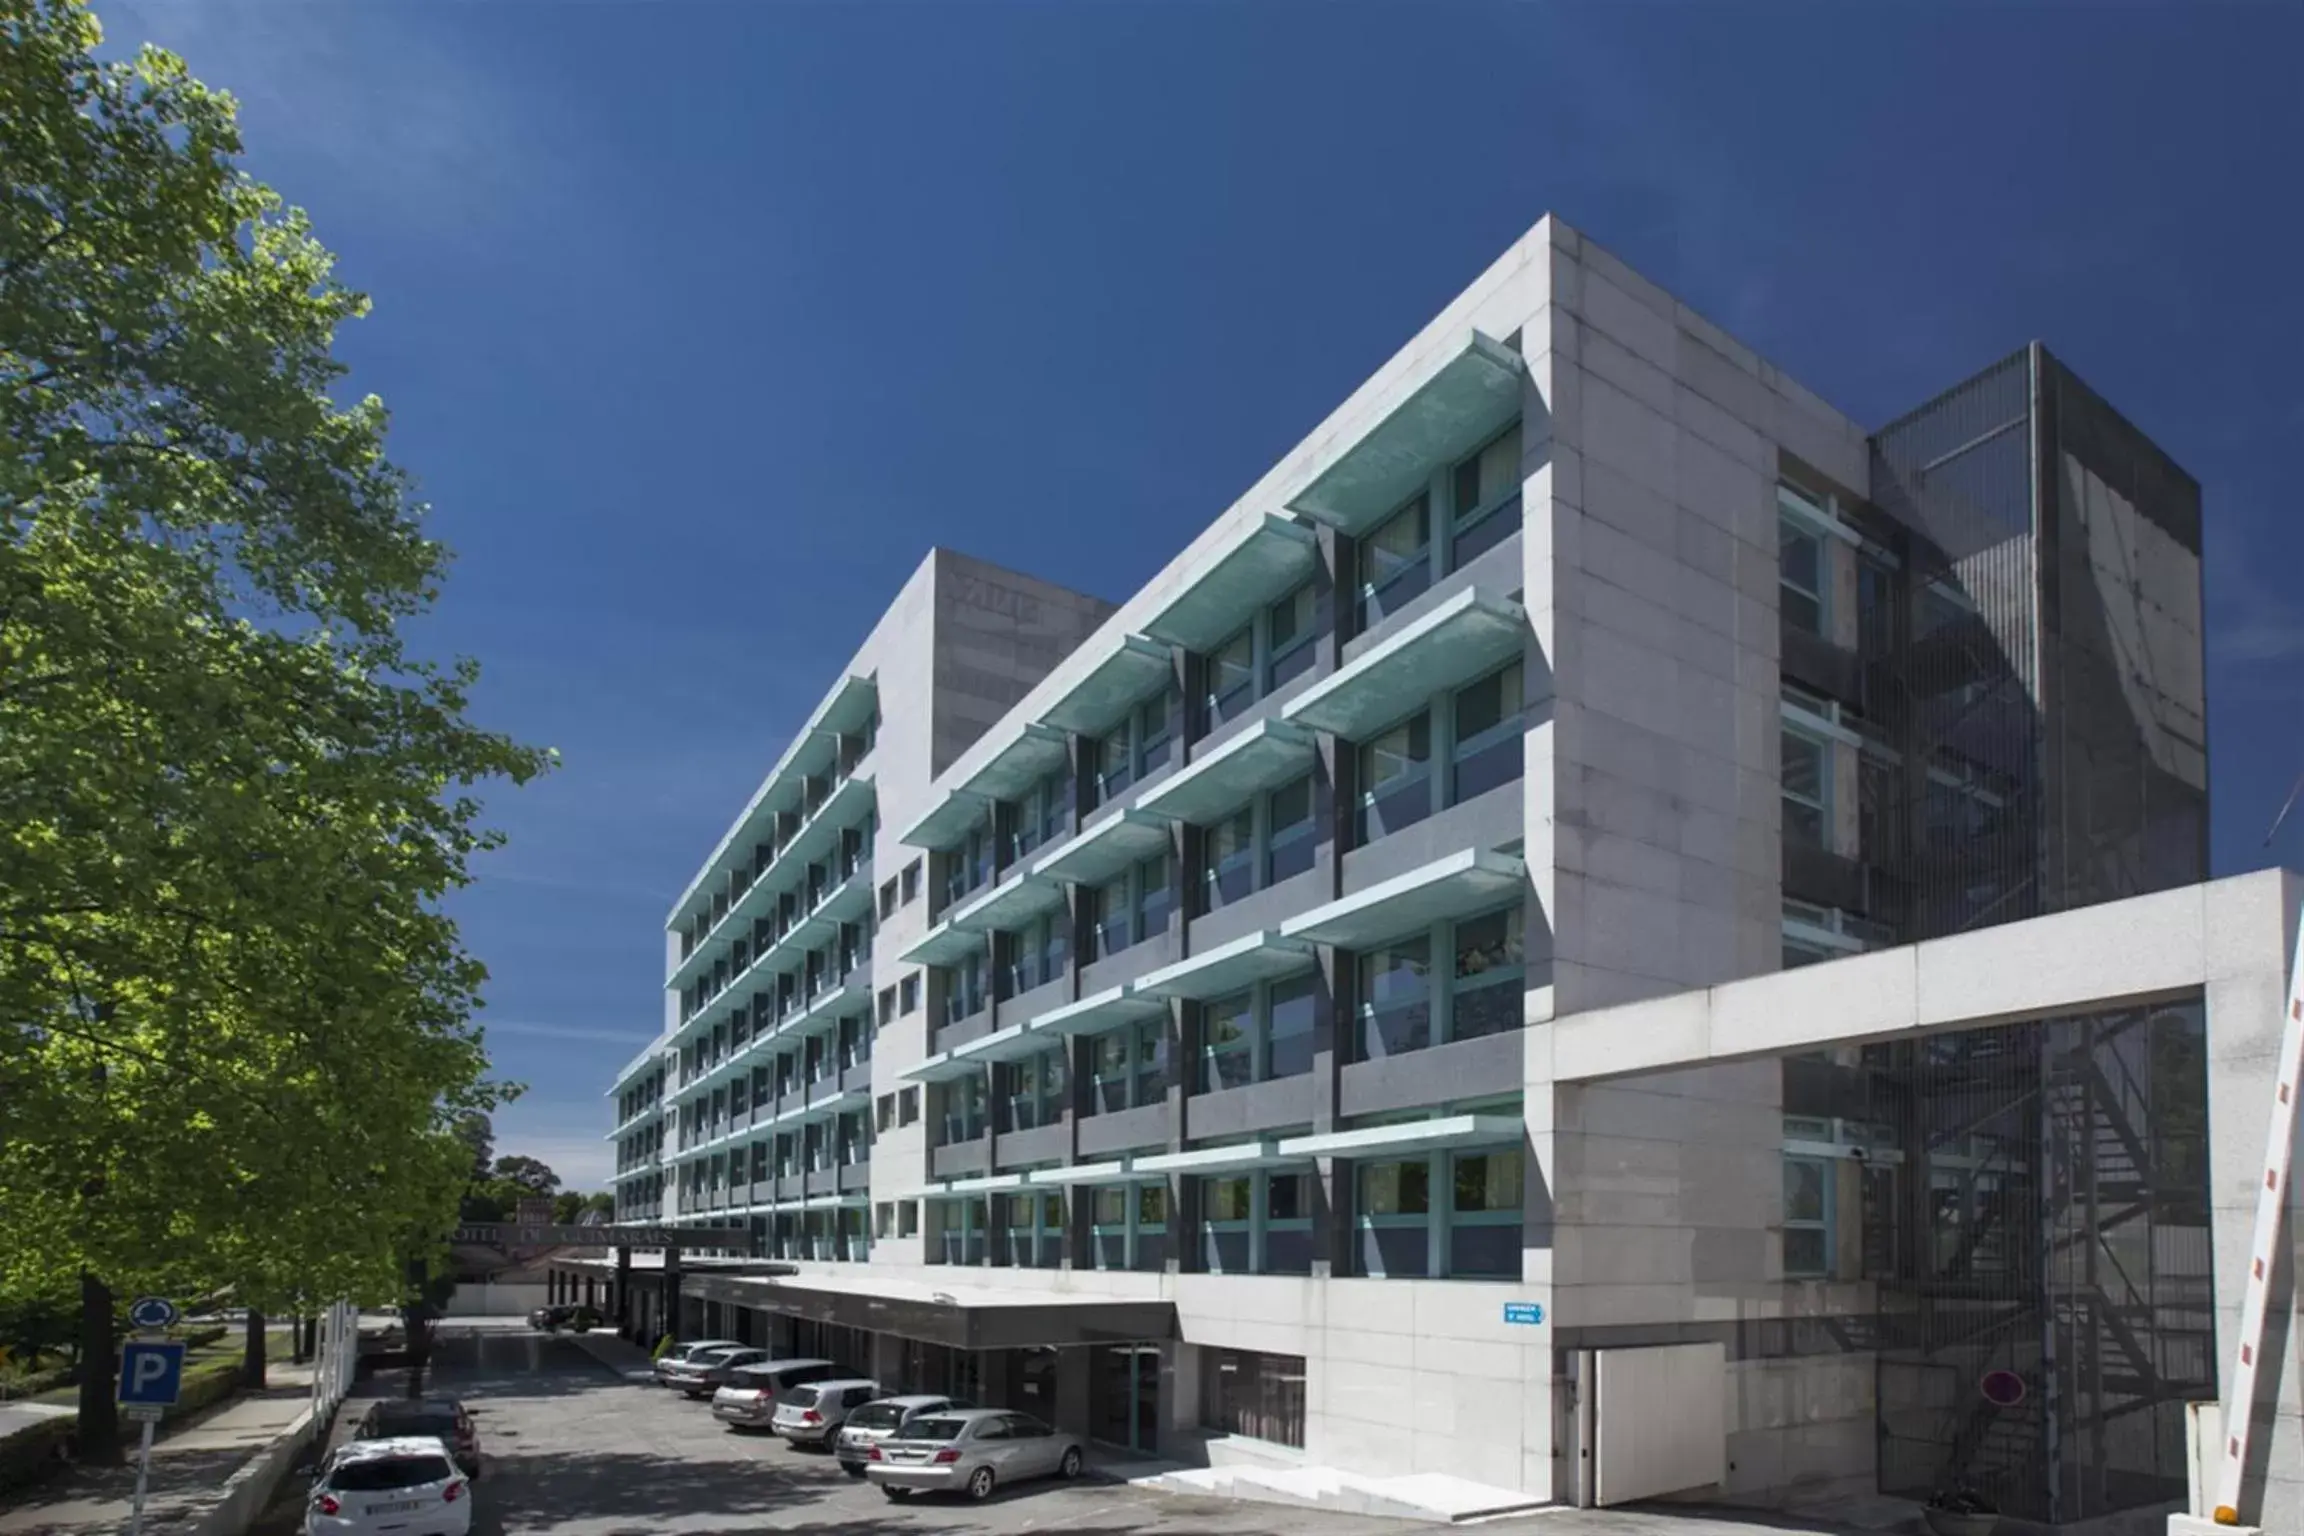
[118,1341,185,1406]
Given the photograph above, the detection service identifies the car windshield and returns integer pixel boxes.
[904,1415,969,1441]
[845,1403,904,1430]
[330,1455,453,1491]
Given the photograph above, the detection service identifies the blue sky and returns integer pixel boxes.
[106,1,2303,1187]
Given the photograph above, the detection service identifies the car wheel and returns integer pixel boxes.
[968,1466,996,1501]
[841,1462,866,1478]
[882,1487,913,1502]
[1059,1447,1083,1480]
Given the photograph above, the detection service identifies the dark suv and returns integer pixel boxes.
[354,1396,482,1479]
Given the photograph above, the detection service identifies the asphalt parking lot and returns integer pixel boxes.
[253,1325,1878,1536]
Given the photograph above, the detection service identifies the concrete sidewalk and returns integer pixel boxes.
[0,1360,320,1536]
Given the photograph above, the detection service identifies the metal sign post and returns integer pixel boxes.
[117,1327,185,1536]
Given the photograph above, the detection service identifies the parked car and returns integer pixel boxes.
[669,1345,772,1399]
[707,1358,839,1428]
[770,1378,882,1448]
[649,1339,740,1388]
[353,1397,482,1479]
[833,1394,974,1477]
[864,1408,1084,1501]
[304,1436,472,1535]
[526,1304,597,1333]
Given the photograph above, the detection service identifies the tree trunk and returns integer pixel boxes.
[293,1315,316,1364]
[402,1308,429,1399]
[241,1310,266,1389]
[75,1273,119,1465]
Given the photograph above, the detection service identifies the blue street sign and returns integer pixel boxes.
[126,1297,179,1332]
[1503,1302,1546,1326]
[117,1341,186,1407]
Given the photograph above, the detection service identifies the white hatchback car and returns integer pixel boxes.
[305,1436,472,1536]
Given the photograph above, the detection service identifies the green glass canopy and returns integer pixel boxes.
[948,870,1067,935]
[1278,1113,1523,1159]
[1281,586,1526,741]
[949,1019,1056,1066]
[1141,513,1321,652]
[1132,930,1316,1003]
[1287,331,1526,535]
[898,916,990,969]
[899,1049,984,1084]
[1132,1140,1308,1176]
[1040,633,1175,736]
[1031,807,1174,887]
[959,722,1070,801]
[1032,1159,1166,1185]
[1135,718,1316,827]
[1031,983,1166,1037]
[1280,849,1527,950]
[900,790,990,853]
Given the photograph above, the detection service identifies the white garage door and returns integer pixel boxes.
[1594,1342,1727,1506]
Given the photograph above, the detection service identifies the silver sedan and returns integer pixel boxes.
[864,1408,1085,1501]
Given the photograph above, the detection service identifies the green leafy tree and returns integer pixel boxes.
[490,1155,560,1197]
[0,0,549,1460]
[552,1190,613,1224]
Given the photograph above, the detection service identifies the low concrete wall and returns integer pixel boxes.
[180,1405,320,1536]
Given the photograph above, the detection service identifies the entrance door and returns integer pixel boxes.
[1090,1344,1159,1454]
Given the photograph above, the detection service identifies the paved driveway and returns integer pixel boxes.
[253,1328,1876,1536]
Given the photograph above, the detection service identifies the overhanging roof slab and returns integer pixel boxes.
[1142,514,1321,652]
[1281,849,1527,950]
[1289,331,1527,534]
[1282,586,1526,741]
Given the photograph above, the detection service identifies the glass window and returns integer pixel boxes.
[1088,1030,1133,1114]
[1132,1020,1168,1106]
[1207,807,1256,909]
[1362,496,1432,624]
[1780,510,1825,635]
[1451,661,1524,802]
[1210,628,1255,724]
[1451,424,1522,566]
[1200,1348,1305,1448]
[1358,712,1432,842]
[1137,689,1176,778]
[1136,1182,1169,1271]
[1266,1172,1315,1275]
[1266,584,1318,690]
[1201,1175,1253,1273]
[1136,854,1174,940]
[1451,907,1524,1041]
[1782,729,1829,848]
[1092,876,1132,960]
[1357,937,1431,1058]
[1449,1148,1523,1278]
[1265,775,1316,885]
[1356,1159,1431,1278]
[1265,976,1316,1080]
[1201,992,1256,1093]
[1784,1155,1831,1277]
[1096,728,1134,804]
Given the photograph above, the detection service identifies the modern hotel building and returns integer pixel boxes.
[597,213,2214,1523]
